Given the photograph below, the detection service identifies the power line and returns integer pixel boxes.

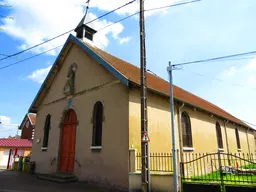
[0,0,201,70]
[0,0,136,62]
[0,123,19,127]
[242,120,256,128]
[0,0,200,62]
[98,0,201,31]
[0,53,9,56]
[0,4,12,7]
[180,69,256,91]
[172,51,256,66]
[0,45,63,70]
[146,0,201,12]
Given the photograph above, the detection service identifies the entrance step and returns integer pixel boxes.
[37,172,78,183]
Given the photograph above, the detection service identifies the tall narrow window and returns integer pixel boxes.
[216,122,223,149]
[235,128,241,149]
[92,101,103,146]
[42,114,51,148]
[181,112,193,148]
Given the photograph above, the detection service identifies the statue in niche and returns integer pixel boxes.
[64,62,77,96]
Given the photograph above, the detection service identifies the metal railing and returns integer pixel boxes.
[136,152,173,172]
[181,152,256,186]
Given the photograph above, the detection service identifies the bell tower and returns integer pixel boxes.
[74,15,97,41]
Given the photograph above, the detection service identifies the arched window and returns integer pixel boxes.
[235,128,241,149]
[181,112,193,148]
[42,114,51,148]
[92,101,103,146]
[216,122,223,149]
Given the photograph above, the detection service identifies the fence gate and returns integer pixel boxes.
[181,152,256,192]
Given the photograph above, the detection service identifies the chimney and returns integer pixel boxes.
[75,15,97,41]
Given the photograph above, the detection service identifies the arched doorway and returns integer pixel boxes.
[59,109,77,173]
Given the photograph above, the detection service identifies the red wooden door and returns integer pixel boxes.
[59,109,77,173]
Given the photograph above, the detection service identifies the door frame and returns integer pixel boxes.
[57,108,78,173]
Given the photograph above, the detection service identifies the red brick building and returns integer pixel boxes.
[19,113,36,140]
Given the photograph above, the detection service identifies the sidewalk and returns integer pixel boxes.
[0,170,115,192]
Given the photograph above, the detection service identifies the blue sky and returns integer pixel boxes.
[0,0,256,137]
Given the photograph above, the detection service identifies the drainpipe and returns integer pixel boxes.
[224,120,230,154]
[177,102,184,192]
[177,102,185,162]
[224,120,231,165]
[246,127,251,157]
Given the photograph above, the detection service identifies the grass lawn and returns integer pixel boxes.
[242,163,256,169]
[187,171,256,186]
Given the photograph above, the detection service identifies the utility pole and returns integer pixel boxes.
[139,0,151,191]
[167,62,179,192]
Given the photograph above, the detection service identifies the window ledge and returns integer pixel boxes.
[41,147,48,152]
[90,146,102,150]
[237,149,242,152]
[218,148,224,152]
[183,147,195,151]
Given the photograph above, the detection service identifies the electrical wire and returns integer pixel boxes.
[97,0,201,31]
[172,51,256,67]
[147,68,256,128]
[179,69,256,91]
[0,0,136,62]
[0,4,12,8]
[0,0,202,71]
[0,0,200,62]
[0,45,63,70]
[242,120,256,128]
[0,123,18,127]
[0,53,9,56]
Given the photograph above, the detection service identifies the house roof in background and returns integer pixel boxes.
[19,113,36,130]
[0,139,32,148]
[28,113,36,125]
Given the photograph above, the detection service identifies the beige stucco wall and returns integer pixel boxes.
[0,148,4,165]
[24,148,32,157]
[32,44,129,190]
[129,88,179,154]
[129,88,255,155]
[129,173,174,192]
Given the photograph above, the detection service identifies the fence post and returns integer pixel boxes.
[177,149,183,192]
[129,148,137,172]
[180,152,184,192]
[217,151,225,192]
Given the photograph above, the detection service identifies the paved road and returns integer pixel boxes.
[0,170,114,192]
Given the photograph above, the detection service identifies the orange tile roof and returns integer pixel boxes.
[83,41,249,128]
[28,113,36,125]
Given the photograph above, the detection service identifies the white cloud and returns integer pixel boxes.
[245,57,256,71]
[0,0,181,55]
[28,65,52,84]
[203,60,256,130]
[90,0,181,17]
[0,116,19,138]
[0,0,132,55]
[223,66,236,76]
[119,36,131,44]
[248,76,256,85]
[0,116,11,127]
[0,116,19,130]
